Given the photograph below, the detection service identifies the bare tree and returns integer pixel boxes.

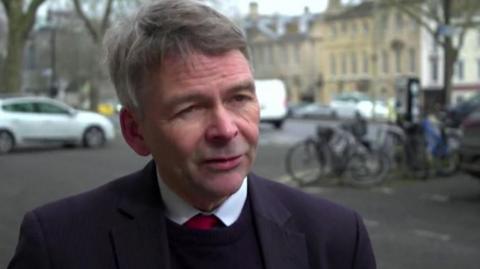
[379,0,480,105]
[70,0,114,110]
[0,0,46,93]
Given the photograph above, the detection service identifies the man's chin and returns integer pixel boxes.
[202,172,246,195]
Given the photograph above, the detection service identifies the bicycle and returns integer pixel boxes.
[285,123,390,188]
[383,118,460,180]
[384,122,430,180]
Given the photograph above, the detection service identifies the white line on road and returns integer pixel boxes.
[371,187,395,195]
[363,219,380,227]
[302,186,329,194]
[413,229,451,241]
[420,193,450,203]
[277,174,292,184]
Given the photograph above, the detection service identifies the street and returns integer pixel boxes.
[1,118,479,268]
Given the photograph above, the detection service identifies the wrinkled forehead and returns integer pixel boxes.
[161,49,251,72]
[154,50,252,84]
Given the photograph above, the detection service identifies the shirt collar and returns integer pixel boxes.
[156,169,248,227]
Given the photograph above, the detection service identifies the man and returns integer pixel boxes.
[8,1,376,268]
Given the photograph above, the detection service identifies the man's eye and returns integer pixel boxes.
[177,105,201,117]
[232,95,252,103]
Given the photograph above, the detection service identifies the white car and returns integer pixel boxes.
[330,92,389,119]
[0,96,116,154]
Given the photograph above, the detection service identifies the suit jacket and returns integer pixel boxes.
[8,161,375,269]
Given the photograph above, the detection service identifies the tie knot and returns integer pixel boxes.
[184,214,221,230]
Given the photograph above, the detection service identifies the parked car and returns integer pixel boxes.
[329,92,389,120]
[444,92,480,128]
[0,96,116,154]
[289,103,337,119]
[458,108,480,180]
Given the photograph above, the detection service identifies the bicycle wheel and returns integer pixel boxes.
[285,139,324,185]
[433,134,460,177]
[344,149,390,187]
[433,152,459,177]
[408,147,430,180]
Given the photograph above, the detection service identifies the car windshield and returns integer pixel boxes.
[333,92,370,102]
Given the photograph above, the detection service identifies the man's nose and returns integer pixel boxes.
[205,107,239,143]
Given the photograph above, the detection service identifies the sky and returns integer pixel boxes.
[234,0,329,16]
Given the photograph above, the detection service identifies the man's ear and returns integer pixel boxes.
[119,108,151,156]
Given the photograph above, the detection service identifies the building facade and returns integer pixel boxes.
[244,3,321,102]
[244,0,423,105]
[316,0,422,103]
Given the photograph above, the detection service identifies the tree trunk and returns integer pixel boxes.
[443,38,457,106]
[1,28,24,93]
[89,82,99,111]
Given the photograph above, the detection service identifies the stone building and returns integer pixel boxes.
[243,2,321,102]
[243,0,422,104]
[316,0,422,103]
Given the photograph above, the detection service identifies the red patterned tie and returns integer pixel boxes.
[184,214,221,230]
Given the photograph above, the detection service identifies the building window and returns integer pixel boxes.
[396,12,404,30]
[381,13,388,31]
[284,44,290,64]
[455,59,464,80]
[477,30,480,47]
[341,52,348,75]
[363,52,369,74]
[250,47,256,67]
[382,50,389,74]
[409,48,416,73]
[255,46,263,66]
[477,59,480,79]
[294,43,301,64]
[363,20,369,34]
[395,49,402,73]
[351,22,357,37]
[341,21,348,34]
[330,53,337,76]
[265,45,273,65]
[351,52,357,74]
[331,24,337,37]
[430,56,438,82]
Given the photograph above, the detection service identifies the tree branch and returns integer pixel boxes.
[22,0,47,39]
[100,0,114,37]
[1,0,11,14]
[73,0,100,44]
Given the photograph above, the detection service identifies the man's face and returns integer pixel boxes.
[134,50,259,210]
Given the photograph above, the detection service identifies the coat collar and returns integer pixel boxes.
[111,161,309,269]
[248,173,310,269]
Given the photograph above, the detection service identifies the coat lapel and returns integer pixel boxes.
[110,161,171,269]
[111,210,170,269]
[249,174,310,269]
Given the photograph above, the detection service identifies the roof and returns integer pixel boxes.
[244,11,320,41]
[325,1,375,21]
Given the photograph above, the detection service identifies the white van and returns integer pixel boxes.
[255,79,288,129]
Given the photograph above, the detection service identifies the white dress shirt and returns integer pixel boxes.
[157,170,248,227]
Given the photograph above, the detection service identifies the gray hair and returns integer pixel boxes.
[104,0,250,113]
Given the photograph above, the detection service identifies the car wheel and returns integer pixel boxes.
[331,111,338,119]
[0,131,14,154]
[83,127,105,148]
[273,120,284,129]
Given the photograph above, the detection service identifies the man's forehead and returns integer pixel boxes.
[161,50,249,71]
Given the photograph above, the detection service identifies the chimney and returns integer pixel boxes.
[326,0,343,13]
[249,2,259,19]
[304,6,310,14]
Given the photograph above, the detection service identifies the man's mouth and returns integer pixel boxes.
[203,155,243,171]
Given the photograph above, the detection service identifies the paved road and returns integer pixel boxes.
[1,118,479,268]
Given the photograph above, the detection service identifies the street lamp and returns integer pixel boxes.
[47,9,58,97]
